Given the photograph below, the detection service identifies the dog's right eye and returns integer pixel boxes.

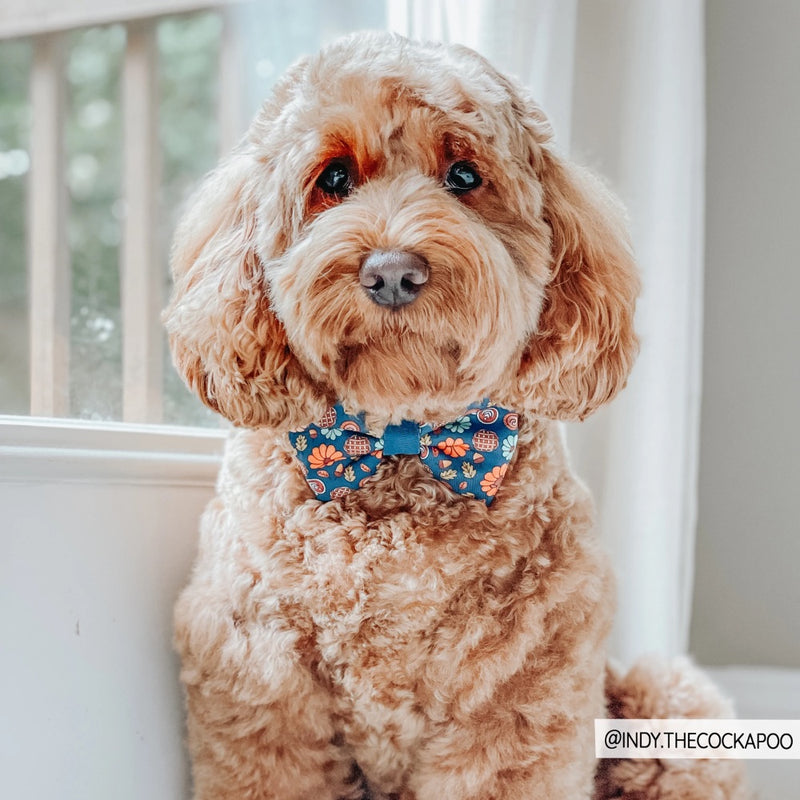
[445,161,482,195]
[316,161,353,197]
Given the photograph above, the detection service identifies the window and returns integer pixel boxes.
[0,0,387,427]
[0,8,227,425]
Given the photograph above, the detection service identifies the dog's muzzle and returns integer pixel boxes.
[359,250,429,308]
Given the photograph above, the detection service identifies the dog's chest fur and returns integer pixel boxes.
[221,422,567,622]
[195,423,608,788]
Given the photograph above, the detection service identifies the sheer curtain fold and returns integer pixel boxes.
[388,0,578,147]
[390,0,705,665]
[569,0,705,665]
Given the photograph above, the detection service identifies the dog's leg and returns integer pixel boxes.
[406,594,610,800]
[186,693,348,800]
[176,584,356,800]
[408,662,602,800]
[594,657,750,799]
[181,672,359,800]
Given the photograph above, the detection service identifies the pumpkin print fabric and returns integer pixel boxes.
[289,401,519,505]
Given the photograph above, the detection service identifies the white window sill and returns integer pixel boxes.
[0,416,225,486]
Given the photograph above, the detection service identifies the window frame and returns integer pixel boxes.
[0,0,242,40]
[1,1,244,426]
[0,415,224,486]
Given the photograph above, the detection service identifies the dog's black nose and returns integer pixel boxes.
[359,250,429,308]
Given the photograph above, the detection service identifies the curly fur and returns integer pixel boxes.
[597,658,750,800]
[165,32,747,799]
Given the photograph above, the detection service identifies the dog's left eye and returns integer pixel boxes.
[445,161,482,195]
[316,161,353,197]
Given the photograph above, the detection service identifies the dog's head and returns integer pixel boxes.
[164,33,639,429]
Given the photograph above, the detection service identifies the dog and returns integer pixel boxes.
[165,32,748,800]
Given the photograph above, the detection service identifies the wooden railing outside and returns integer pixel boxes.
[1,0,244,423]
[1,0,404,425]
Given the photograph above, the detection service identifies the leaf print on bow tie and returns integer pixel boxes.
[308,444,345,470]
[461,462,477,478]
[293,434,308,452]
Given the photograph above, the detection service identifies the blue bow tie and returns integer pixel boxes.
[288,402,519,505]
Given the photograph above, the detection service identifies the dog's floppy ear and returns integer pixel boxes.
[163,146,324,429]
[514,148,640,420]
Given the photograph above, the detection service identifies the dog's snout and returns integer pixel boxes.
[359,250,429,308]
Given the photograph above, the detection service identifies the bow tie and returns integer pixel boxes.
[288,402,519,505]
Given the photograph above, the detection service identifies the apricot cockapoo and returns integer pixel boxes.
[165,32,747,800]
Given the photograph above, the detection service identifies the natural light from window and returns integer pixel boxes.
[0,0,387,427]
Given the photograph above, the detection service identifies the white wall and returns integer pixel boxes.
[0,421,219,800]
[691,0,800,667]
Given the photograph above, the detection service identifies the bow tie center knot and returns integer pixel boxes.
[381,420,422,456]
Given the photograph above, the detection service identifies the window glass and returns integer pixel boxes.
[0,39,31,416]
[0,13,223,426]
[0,2,387,426]
[67,24,125,421]
[158,13,223,427]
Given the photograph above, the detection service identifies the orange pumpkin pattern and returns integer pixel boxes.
[307,444,344,470]
[436,436,470,458]
[480,464,509,497]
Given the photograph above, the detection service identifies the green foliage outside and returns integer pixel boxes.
[66,24,126,420]
[158,13,223,426]
[0,13,222,424]
[0,2,386,425]
[0,40,31,415]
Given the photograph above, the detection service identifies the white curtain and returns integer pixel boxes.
[388,0,706,666]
